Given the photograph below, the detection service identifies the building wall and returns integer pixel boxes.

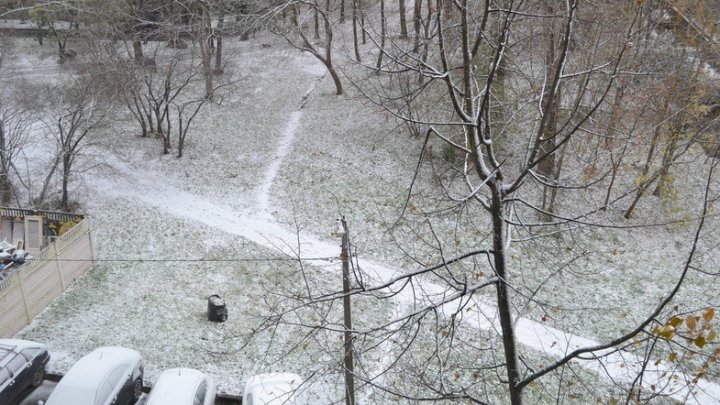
[0,219,93,338]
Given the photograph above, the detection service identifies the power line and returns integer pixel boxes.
[27,256,340,263]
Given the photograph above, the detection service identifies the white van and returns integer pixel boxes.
[45,346,144,405]
[145,368,216,405]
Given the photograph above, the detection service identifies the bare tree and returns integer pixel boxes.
[253,1,720,403]
[0,105,29,206]
[273,0,343,95]
[47,77,111,211]
[28,1,80,62]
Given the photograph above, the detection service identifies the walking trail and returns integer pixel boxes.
[92,72,720,404]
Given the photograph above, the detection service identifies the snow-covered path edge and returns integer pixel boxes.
[87,74,719,403]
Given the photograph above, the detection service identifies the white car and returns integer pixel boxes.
[243,373,306,405]
[145,368,216,405]
[45,346,144,405]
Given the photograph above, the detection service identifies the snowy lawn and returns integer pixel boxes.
[4,16,719,404]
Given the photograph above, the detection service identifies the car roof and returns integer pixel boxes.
[244,373,304,404]
[0,339,46,367]
[146,368,210,405]
[46,347,141,405]
[245,373,303,389]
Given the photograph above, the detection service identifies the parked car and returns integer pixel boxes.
[44,346,143,405]
[243,373,306,405]
[0,339,50,405]
[145,368,216,405]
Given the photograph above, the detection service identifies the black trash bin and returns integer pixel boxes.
[207,294,228,322]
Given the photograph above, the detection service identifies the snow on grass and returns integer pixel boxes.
[6,16,720,403]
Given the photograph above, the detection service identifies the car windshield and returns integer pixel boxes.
[47,385,97,405]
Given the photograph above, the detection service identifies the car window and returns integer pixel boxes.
[0,367,10,385]
[194,380,207,405]
[7,354,27,375]
[21,348,42,360]
[98,365,127,403]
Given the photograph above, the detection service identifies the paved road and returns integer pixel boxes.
[16,381,55,405]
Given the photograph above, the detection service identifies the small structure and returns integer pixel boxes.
[0,207,93,338]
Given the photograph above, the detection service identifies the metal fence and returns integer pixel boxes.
[0,219,93,338]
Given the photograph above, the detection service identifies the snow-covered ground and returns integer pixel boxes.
[3,13,719,404]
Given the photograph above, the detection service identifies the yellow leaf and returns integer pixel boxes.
[708,330,718,341]
[668,316,683,328]
[669,352,678,363]
[695,335,706,349]
[656,325,676,340]
[703,308,715,322]
[687,316,698,331]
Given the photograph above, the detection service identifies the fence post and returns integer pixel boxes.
[16,272,32,323]
[54,241,66,291]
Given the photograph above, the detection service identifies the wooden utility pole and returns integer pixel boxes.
[340,216,356,405]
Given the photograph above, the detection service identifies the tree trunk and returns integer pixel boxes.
[490,188,523,405]
[0,174,10,205]
[398,0,408,38]
[321,0,342,94]
[361,6,366,44]
[61,154,71,210]
[198,1,214,101]
[413,0,422,52]
[624,126,662,219]
[314,5,320,39]
[417,0,432,84]
[376,0,386,69]
[133,40,144,62]
[653,122,681,197]
[352,0,361,62]
[603,82,628,207]
[538,3,560,222]
[0,124,9,205]
[214,11,225,74]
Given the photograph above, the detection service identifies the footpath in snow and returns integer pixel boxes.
[90,73,720,405]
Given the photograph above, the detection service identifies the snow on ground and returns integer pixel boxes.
[4,18,720,404]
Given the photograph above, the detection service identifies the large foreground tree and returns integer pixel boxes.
[253,1,720,404]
